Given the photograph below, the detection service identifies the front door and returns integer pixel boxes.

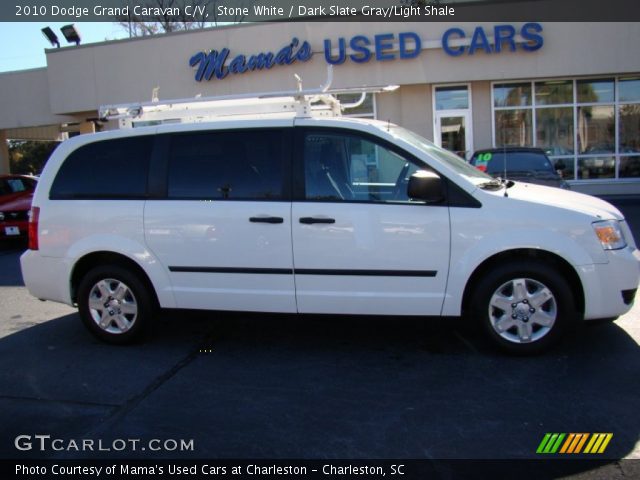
[291,126,451,315]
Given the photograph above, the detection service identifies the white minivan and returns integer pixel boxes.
[20,94,639,354]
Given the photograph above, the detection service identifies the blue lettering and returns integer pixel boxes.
[246,53,275,70]
[374,33,395,61]
[493,25,516,53]
[399,32,421,59]
[520,22,544,51]
[228,54,247,74]
[274,38,297,65]
[202,49,229,81]
[296,41,312,61]
[469,27,492,55]
[349,35,371,63]
[324,38,346,65]
[190,37,312,82]
[442,28,466,56]
[189,52,208,82]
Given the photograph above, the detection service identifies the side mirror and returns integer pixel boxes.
[407,170,444,203]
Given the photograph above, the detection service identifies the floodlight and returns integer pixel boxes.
[41,27,60,48]
[60,24,81,45]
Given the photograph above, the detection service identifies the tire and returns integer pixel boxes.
[77,265,154,345]
[469,261,577,355]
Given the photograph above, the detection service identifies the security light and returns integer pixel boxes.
[41,27,60,48]
[60,24,81,45]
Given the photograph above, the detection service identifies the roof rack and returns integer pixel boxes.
[98,66,399,129]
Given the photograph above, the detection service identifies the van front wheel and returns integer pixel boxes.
[470,262,576,355]
[77,265,152,344]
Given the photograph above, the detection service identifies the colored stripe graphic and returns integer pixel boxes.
[549,433,565,453]
[560,433,588,453]
[559,433,575,453]
[584,433,613,454]
[537,433,565,454]
[538,433,613,454]
[574,433,590,453]
[536,433,552,454]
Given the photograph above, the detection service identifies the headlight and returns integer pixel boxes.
[0,212,4,221]
[592,220,627,250]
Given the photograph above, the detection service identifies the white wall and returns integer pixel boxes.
[0,68,74,130]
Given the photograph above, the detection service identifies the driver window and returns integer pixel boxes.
[303,132,422,202]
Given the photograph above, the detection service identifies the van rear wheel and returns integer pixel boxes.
[469,261,576,355]
[77,265,152,344]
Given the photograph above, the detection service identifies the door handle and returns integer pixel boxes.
[299,217,336,225]
[249,216,284,224]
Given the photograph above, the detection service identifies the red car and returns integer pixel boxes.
[0,174,38,240]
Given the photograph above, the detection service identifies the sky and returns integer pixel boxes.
[0,22,128,73]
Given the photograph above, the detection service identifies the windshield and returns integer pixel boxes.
[471,151,556,175]
[1,177,34,195]
[388,126,493,184]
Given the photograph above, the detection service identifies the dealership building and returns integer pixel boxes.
[0,21,639,195]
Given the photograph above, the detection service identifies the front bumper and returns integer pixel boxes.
[579,247,640,320]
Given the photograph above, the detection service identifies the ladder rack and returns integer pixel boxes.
[98,67,399,129]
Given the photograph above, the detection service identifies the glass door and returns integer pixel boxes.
[433,85,473,160]
[435,111,473,160]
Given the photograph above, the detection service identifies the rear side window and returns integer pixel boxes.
[167,129,286,200]
[50,136,152,199]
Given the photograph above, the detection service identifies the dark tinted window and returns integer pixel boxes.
[167,129,285,200]
[471,151,555,174]
[50,136,152,199]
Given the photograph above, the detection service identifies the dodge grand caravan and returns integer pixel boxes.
[20,95,640,354]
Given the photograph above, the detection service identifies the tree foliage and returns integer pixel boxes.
[9,141,60,175]
[116,0,245,36]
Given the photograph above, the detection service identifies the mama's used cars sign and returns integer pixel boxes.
[189,23,543,82]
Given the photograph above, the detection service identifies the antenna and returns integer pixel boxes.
[502,126,509,197]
